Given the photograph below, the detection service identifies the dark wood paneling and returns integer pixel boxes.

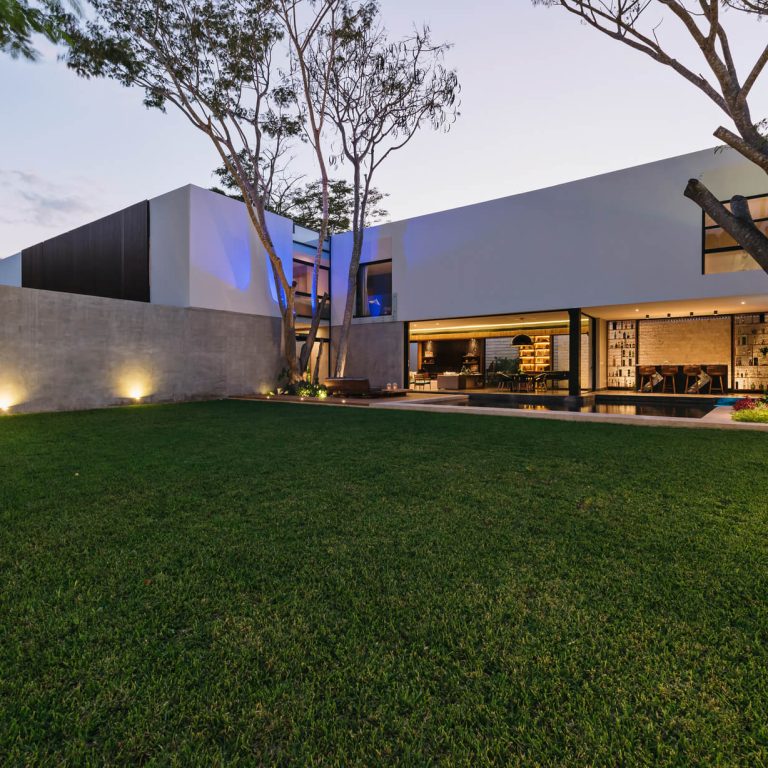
[22,201,149,302]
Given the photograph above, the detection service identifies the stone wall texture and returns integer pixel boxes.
[330,320,405,388]
[637,316,731,366]
[0,285,282,414]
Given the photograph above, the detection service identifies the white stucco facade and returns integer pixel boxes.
[4,147,767,325]
[149,185,294,317]
[0,253,21,288]
[329,147,768,325]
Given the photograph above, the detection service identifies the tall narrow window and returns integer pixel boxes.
[356,260,392,318]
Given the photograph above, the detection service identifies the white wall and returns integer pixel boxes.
[0,253,21,287]
[330,147,768,325]
[149,187,191,307]
[188,186,292,317]
[148,185,294,317]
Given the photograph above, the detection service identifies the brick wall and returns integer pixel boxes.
[638,317,731,365]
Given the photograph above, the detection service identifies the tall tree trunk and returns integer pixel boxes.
[312,338,324,385]
[281,283,301,384]
[299,293,329,375]
[299,170,331,378]
[239,192,301,384]
[685,178,768,273]
[334,231,363,377]
[334,160,367,378]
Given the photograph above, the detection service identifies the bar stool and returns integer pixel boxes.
[683,365,702,393]
[707,365,728,395]
[637,365,657,392]
[660,365,678,393]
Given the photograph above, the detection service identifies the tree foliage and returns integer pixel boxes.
[535,0,768,272]
[62,0,318,381]
[310,2,460,376]
[58,0,458,382]
[0,0,79,59]
[211,155,388,233]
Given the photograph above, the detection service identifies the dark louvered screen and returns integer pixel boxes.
[22,201,149,302]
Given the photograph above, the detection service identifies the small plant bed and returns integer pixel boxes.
[731,395,768,423]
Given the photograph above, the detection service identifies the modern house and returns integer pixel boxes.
[2,146,768,413]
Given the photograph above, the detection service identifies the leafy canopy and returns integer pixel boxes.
[1,0,80,60]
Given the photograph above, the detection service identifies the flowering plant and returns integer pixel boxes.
[731,396,768,423]
[732,397,761,412]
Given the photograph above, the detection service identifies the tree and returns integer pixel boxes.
[534,0,768,273]
[211,163,388,234]
[311,2,460,377]
[63,0,333,384]
[284,178,387,232]
[1,0,79,60]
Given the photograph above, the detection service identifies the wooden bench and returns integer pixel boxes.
[325,378,371,397]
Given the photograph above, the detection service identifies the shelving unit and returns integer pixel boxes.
[607,320,636,389]
[519,335,551,373]
[734,313,768,392]
[533,335,551,373]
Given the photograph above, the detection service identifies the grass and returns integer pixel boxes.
[1,400,767,766]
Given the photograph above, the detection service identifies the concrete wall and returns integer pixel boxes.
[0,284,282,414]
[330,148,768,325]
[149,185,294,317]
[330,321,405,388]
[0,253,21,287]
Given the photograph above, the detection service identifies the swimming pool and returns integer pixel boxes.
[439,396,715,419]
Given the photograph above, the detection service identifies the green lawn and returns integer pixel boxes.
[1,401,767,766]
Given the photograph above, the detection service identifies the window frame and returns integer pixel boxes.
[702,192,768,275]
[292,257,331,320]
[354,258,393,319]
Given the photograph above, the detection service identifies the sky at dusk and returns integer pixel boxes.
[1,1,767,255]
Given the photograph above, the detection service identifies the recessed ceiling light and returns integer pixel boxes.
[741,301,746,305]
[635,309,639,312]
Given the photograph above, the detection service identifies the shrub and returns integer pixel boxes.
[732,397,761,412]
[282,381,329,399]
[732,406,768,423]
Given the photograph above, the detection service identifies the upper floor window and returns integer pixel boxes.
[356,260,392,318]
[703,194,768,274]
